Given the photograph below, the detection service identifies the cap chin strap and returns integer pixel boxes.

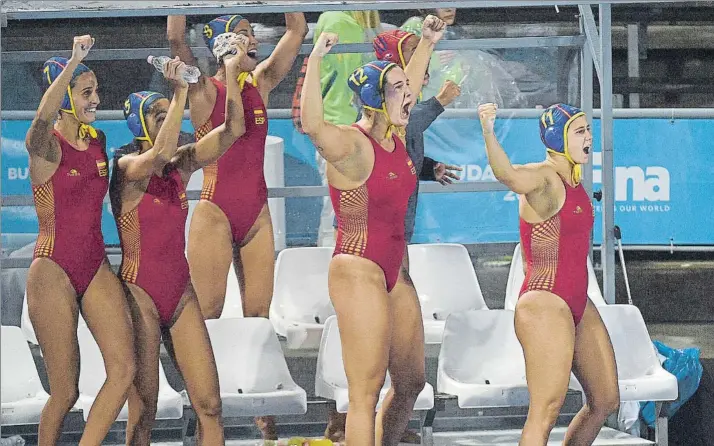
[134,92,161,147]
[237,71,257,91]
[363,102,399,139]
[545,111,584,185]
[546,149,581,185]
[65,85,98,140]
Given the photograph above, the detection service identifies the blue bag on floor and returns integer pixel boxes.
[640,340,703,427]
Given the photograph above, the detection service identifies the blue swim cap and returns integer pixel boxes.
[348,60,398,111]
[539,103,585,156]
[540,103,587,184]
[43,56,92,114]
[203,15,246,52]
[123,91,166,145]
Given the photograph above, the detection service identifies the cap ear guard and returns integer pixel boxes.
[358,82,382,110]
[542,124,564,153]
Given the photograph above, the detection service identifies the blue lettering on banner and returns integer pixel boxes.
[2,118,712,247]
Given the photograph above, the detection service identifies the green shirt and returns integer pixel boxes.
[314,12,368,125]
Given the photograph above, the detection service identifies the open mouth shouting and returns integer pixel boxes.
[400,99,413,120]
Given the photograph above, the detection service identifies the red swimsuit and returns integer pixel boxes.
[519,177,594,325]
[330,126,417,292]
[114,166,190,327]
[194,76,268,244]
[32,130,108,297]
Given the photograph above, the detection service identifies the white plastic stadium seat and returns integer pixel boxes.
[589,305,678,402]
[437,310,531,408]
[408,243,488,344]
[269,247,335,349]
[206,318,307,417]
[315,316,434,413]
[1,326,50,426]
[22,291,88,347]
[75,325,183,422]
[505,243,606,310]
[221,262,244,319]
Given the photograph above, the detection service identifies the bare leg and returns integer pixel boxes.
[235,204,275,318]
[80,261,136,445]
[235,205,278,439]
[27,259,81,446]
[375,269,426,446]
[188,201,233,319]
[169,291,224,445]
[124,285,162,446]
[564,301,620,445]
[515,291,575,446]
[329,255,391,446]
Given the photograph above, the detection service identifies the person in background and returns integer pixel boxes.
[401,8,525,109]
[168,11,307,441]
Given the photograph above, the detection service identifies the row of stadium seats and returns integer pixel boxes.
[3,244,677,445]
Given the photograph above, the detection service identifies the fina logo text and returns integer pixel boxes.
[460,153,670,212]
[592,152,669,202]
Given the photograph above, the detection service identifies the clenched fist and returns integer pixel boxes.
[478,103,498,135]
[436,80,461,107]
[312,32,338,58]
[421,15,446,44]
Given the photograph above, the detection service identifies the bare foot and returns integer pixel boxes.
[256,416,278,440]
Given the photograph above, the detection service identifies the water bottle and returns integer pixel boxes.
[147,56,201,84]
[0,436,25,446]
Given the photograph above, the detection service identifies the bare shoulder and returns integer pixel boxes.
[513,161,551,173]
[514,161,558,181]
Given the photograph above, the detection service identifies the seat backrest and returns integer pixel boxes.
[505,243,606,310]
[21,292,38,345]
[222,262,244,319]
[77,325,108,396]
[316,316,396,390]
[270,247,335,332]
[1,326,44,402]
[315,316,349,389]
[408,244,488,320]
[598,305,662,380]
[77,325,172,397]
[206,318,299,393]
[439,310,526,386]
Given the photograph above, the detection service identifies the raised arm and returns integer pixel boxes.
[404,15,445,102]
[255,13,307,94]
[26,35,93,159]
[478,103,547,195]
[118,58,188,182]
[174,37,248,173]
[300,33,361,165]
[167,15,198,68]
